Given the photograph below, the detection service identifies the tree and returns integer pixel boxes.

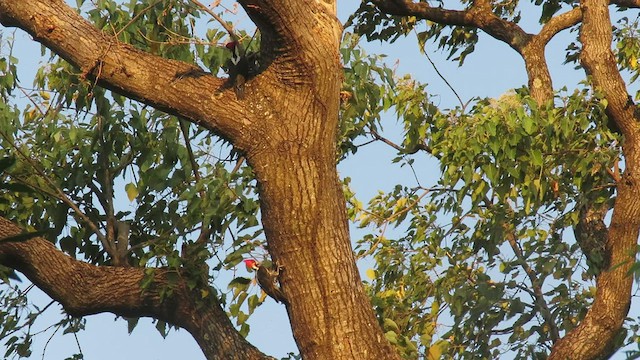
[0,0,639,360]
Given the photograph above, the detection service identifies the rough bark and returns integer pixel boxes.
[371,0,557,102]
[0,0,261,149]
[371,0,635,104]
[373,0,640,358]
[548,0,640,357]
[0,0,399,359]
[371,0,639,104]
[0,217,270,360]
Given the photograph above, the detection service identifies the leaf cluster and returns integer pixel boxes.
[350,81,622,358]
[0,1,267,353]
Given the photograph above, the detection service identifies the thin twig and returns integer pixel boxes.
[1,300,55,338]
[41,321,62,360]
[0,130,109,251]
[414,28,465,110]
[179,120,203,184]
[114,0,163,38]
[482,194,560,343]
[424,51,465,110]
[231,156,245,175]
[369,127,434,155]
[387,190,430,223]
[189,0,241,45]
[97,119,117,256]
[178,119,211,245]
[73,331,84,359]
[17,86,45,116]
[355,189,431,259]
[504,229,560,342]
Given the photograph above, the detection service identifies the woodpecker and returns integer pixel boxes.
[243,258,287,304]
[573,201,609,277]
[225,41,249,99]
[112,220,130,267]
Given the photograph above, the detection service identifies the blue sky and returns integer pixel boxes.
[0,1,608,359]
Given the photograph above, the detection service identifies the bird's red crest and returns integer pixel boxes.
[225,41,238,50]
[243,258,259,270]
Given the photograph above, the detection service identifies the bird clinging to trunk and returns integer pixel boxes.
[243,258,288,304]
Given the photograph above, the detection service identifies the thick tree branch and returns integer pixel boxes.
[579,0,639,136]
[371,0,637,103]
[240,0,340,48]
[612,0,640,6]
[237,0,342,85]
[1,0,396,359]
[370,0,559,102]
[548,0,640,357]
[538,8,582,44]
[0,216,271,360]
[0,0,262,150]
[371,0,532,51]
[370,0,474,26]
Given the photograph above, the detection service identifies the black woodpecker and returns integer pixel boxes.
[244,258,288,304]
[573,202,609,276]
[225,41,249,99]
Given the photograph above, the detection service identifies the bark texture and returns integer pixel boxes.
[0,0,399,359]
[0,217,270,360]
[371,0,568,103]
[372,0,640,358]
[548,0,640,357]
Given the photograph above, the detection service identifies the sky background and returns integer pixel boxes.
[1,0,628,359]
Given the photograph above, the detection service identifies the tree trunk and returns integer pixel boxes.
[548,0,640,357]
[0,217,270,360]
[248,127,398,359]
[0,0,400,359]
[239,19,398,357]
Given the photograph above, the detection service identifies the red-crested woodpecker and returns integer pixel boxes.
[243,258,287,304]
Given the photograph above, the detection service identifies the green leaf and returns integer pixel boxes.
[383,318,400,332]
[366,268,376,280]
[0,183,34,193]
[155,320,167,338]
[125,182,138,202]
[522,117,535,135]
[385,330,398,345]
[529,149,543,167]
[228,276,252,289]
[428,340,449,360]
[0,156,16,173]
[126,317,139,334]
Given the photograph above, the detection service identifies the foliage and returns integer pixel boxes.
[0,1,266,357]
[348,2,480,65]
[341,33,625,358]
[614,14,640,99]
[1,0,639,359]
[351,70,620,359]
